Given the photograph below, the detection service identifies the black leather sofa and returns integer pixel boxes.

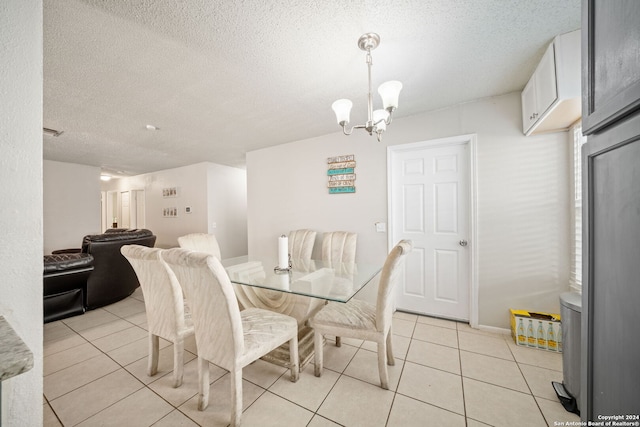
[44,253,94,323]
[53,229,156,309]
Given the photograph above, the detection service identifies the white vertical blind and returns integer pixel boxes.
[570,124,587,292]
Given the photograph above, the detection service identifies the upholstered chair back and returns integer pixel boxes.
[288,229,316,261]
[321,231,357,266]
[162,248,242,370]
[121,245,189,342]
[177,233,222,260]
[375,240,412,332]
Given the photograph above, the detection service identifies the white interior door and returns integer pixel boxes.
[120,191,130,228]
[132,189,145,228]
[389,136,474,321]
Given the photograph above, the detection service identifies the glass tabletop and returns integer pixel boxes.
[221,256,382,303]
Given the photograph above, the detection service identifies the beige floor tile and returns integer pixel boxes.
[458,330,514,360]
[102,297,147,318]
[44,353,120,400]
[308,415,342,426]
[416,315,458,330]
[44,342,102,376]
[107,335,171,366]
[241,391,314,426]
[320,339,359,373]
[466,419,493,427]
[49,369,143,426]
[463,377,547,427]
[519,363,564,400]
[460,351,529,392]
[343,347,404,390]
[242,359,287,389]
[153,409,200,427]
[507,341,563,371]
[412,323,459,348]
[149,358,226,407]
[76,388,173,426]
[63,308,119,332]
[44,320,76,342]
[535,395,580,426]
[269,364,340,411]
[397,361,465,415]
[457,322,509,337]
[177,374,265,427]
[392,318,417,338]
[360,334,411,361]
[124,311,148,325]
[336,336,364,347]
[77,318,133,341]
[44,332,87,357]
[183,334,198,354]
[387,393,466,427]
[393,311,418,322]
[43,402,62,427]
[318,375,394,427]
[125,343,197,385]
[406,339,461,374]
[92,325,148,352]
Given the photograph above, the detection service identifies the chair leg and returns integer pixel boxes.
[335,336,342,347]
[386,328,395,366]
[377,340,389,390]
[313,330,324,377]
[289,336,300,382]
[148,334,159,376]
[230,368,242,427]
[197,357,210,411]
[172,337,184,388]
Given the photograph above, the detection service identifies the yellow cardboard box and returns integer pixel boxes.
[510,309,562,353]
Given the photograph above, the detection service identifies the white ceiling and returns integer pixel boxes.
[43,0,581,176]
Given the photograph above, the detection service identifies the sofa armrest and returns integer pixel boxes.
[51,248,82,254]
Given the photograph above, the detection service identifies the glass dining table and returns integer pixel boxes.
[221,255,383,369]
[221,255,382,303]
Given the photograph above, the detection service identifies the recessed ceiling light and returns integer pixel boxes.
[100,175,112,181]
[145,124,159,131]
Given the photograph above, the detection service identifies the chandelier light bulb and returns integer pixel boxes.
[378,81,403,111]
[373,109,390,132]
[332,99,353,125]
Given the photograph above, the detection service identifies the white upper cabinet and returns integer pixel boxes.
[522,30,581,136]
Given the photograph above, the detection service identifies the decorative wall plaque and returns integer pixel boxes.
[327,154,355,194]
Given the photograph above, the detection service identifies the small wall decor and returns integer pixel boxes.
[163,207,178,217]
[327,154,356,194]
[162,187,178,198]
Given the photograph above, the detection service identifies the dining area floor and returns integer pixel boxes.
[43,288,580,426]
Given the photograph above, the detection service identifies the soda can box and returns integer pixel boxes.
[510,309,562,353]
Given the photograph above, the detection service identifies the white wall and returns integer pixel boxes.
[206,163,248,258]
[104,162,247,256]
[0,1,43,425]
[43,160,101,254]
[247,92,571,329]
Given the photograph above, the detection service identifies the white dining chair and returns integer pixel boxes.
[177,233,221,260]
[322,231,357,266]
[120,245,194,388]
[161,248,299,427]
[309,239,412,390]
[321,231,357,347]
[288,229,317,261]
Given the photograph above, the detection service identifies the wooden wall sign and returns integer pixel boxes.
[327,154,355,194]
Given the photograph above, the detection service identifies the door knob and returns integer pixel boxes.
[459,240,468,247]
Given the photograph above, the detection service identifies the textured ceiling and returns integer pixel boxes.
[43,0,581,176]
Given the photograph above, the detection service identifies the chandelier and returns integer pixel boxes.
[331,33,402,142]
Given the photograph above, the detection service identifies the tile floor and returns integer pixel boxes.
[43,289,580,426]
